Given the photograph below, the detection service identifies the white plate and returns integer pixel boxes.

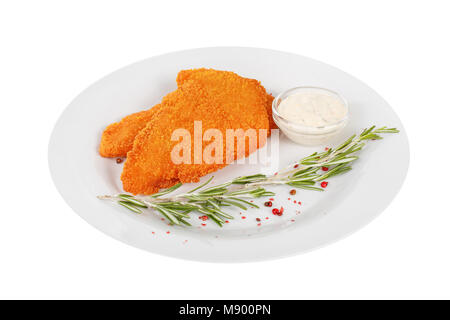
[48,47,409,262]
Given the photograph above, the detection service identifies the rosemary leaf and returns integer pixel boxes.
[179,219,192,226]
[156,207,180,225]
[228,197,259,208]
[151,183,182,198]
[187,176,214,193]
[118,195,147,208]
[294,185,325,191]
[118,201,143,214]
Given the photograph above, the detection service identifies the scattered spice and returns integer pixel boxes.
[116,158,123,164]
[290,189,297,195]
[225,220,229,223]
[201,223,206,227]
[321,181,329,188]
[294,164,299,168]
[322,166,329,171]
[166,231,170,234]
[264,201,273,207]
[272,207,284,216]
[288,197,291,201]
[199,215,208,221]
[256,218,261,222]
[257,223,261,227]
[241,216,246,219]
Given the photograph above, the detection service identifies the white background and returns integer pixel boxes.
[0,0,448,300]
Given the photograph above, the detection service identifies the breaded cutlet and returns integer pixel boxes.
[121,80,270,195]
[99,104,163,158]
[177,68,276,129]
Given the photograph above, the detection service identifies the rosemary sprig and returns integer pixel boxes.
[98,126,399,227]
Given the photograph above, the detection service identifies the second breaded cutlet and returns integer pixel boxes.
[99,104,164,158]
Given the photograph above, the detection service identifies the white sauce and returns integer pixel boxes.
[273,87,349,146]
[278,90,348,127]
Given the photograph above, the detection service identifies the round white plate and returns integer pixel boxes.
[49,47,409,262]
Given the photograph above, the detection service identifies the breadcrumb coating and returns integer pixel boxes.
[99,104,163,157]
[121,80,270,195]
[177,68,276,129]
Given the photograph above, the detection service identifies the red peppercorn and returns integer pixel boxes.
[272,208,279,215]
[256,218,261,222]
[322,167,329,171]
[294,164,299,168]
[321,181,328,188]
[290,189,296,195]
[116,158,123,164]
[264,201,273,207]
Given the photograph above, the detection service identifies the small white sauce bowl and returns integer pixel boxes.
[272,86,349,146]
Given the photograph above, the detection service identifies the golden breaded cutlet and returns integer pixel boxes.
[121,80,270,195]
[99,104,163,158]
